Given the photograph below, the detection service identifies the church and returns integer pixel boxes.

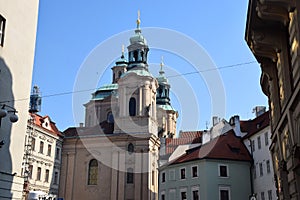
[59,13,178,200]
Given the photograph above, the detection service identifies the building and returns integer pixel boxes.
[159,130,252,200]
[59,14,178,200]
[245,0,300,199]
[235,108,277,200]
[0,0,39,199]
[23,113,63,199]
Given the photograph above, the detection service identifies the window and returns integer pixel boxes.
[180,168,186,179]
[54,171,58,185]
[268,190,272,200]
[56,148,60,160]
[0,15,6,47]
[219,187,230,200]
[258,136,261,149]
[28,165,33,179]
[259,163,263,176]
[45,169,49,182]
[118,71,122,78]
[88,159,98,185]
[261,192,265,200]
[31,137,35,151]
[37,167,41,181]
[161,194,165,200]
[219,165,228,177]
[252,140,255,152]
[265,132,269,146]
[39,141,44,154]
[266,160,271,173]
[127,143,134,154]
[161,172,165,183]
[129,97,136,116]
[47,144,51,156]
[192,166,198,178]
[127,168,134,184]
[181,191,187,200]
[192,190,199,200]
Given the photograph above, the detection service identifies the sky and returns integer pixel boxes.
[32,0,268,133]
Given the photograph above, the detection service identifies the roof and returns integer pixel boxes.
[121,69,154,79]
[171,130,252,165]
[241,111,270,139]
[165,131,202,154]
[157,104,177,112]
[29,113,62,137]
[92,83,118,100]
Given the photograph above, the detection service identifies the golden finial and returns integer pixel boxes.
[136,10,141,28]
[160,56,164,71]
[121,44,125,58]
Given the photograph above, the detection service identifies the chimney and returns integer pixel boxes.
[253,106,266,117]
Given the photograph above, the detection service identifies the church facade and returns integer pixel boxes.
[59,16,177,200]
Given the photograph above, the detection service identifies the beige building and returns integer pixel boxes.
[0,0,39,199]
[23,113,62,199]
[59,16,178,200]
[245,0,300,199]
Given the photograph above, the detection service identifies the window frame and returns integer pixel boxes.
[180,167,186,180]
[127,167,134,184]
[266,160,271,173]
[129,97,136,116]
[191,165,198,178]
[259,162,264,176]
[45,169,49,182]
[47,144,51,156]
[161,171,166,183]
[258,136,261,149]
[39,141,44,154]
[37,167,41,181]
[88,159,98,185]
[265,132,269,146]
[180,188,187,200]
[191,186,200,200]
[31,137,35,151]
[218,164,229,178]
[219,186,231,200]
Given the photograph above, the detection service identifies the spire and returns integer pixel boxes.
[159,56,165,76]
[136,10,141,29]
[121,44,125,59]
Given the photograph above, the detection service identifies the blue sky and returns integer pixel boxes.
[32,0,268,132]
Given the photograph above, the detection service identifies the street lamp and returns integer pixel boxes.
[0,103,18,126]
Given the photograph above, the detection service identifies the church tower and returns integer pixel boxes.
[156,58,178,138]
[114,11,158,135]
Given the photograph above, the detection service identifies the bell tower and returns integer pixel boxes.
[114,11,158,135]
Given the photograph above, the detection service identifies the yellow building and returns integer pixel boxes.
[0,0,39,199]
[245,0,300,199]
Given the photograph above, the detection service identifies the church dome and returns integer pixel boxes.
[129,29,147,45]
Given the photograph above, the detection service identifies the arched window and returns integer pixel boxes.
[127,143,134,154]
[133,50,138,62]
[88,159,98,185]
[118,71,122,78]
[107,112,114,123]
[129,97,136,116]
[127,168,134,184]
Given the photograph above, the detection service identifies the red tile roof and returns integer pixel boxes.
[29,113,62,137]
[171,130,252,165]
[165,131,202,154]
[241,111,270,139]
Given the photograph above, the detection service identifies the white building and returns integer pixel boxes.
[232,107,277,200]
[0,0,39,198]
[23,113,62,199]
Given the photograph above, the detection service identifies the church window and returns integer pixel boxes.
[107,112,114,123]
[118,71,122,78]
[127,143,134,154]
[129,97,136,116]
[88,159,98,185]
[127,168,134,184]
[113,73,115,82]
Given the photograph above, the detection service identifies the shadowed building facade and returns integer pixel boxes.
[245,1,300,199]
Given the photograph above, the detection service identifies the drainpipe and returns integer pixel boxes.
[248,138,255,198]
